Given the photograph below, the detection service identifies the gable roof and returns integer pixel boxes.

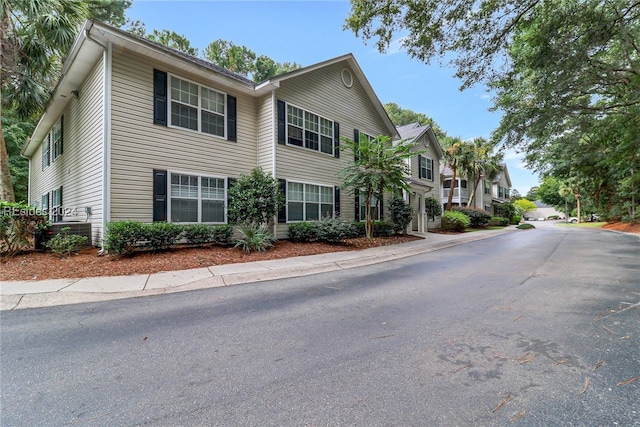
[255,53,398,138]
[396,123,443,158]
[24,20,397,155]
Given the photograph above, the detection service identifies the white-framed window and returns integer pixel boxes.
[169,172,226,223]
[287,181,334,222]
[169,75,226,138]
[419,155,434,180]
[484,180,491,195]
[286,104,334,155]
[41,135,51,170]
[41,193,49,212]
[52,186,62,222]
[359,193,380,221]
[52,118,63,160]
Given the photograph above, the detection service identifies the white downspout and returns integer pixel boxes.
[271,89,278,238]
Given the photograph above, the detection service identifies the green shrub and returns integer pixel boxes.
[488,216,509,226]
[227,167,284,225]
[452,207,491,228]
[317,217,358,243]
[182,224,216,245]
[104,220,147,256]
[234,223,275,253]
[373,220,397,236]
[511,215,522,224]
[494,203,516,220]
[212,224,233,245]
[516,223,536,230]
[44,227,88,258]
[424,196,443,218]
[547,215,559,220]
[442,210,470,232]
[0,201,49,257]
[145,222,183,251]
[354,221,367,237]
[388,196,413,234]
[288,222,320,242]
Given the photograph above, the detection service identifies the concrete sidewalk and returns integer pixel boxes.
[1,228,515,311]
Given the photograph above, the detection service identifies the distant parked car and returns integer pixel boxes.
[538,217,546,221]
[568,214,600,223]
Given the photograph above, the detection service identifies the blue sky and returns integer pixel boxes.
[126,0,539,196]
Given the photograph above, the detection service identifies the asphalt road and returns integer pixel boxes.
[1,223,639,426]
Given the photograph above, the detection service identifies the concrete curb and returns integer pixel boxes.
[1,228,515,311]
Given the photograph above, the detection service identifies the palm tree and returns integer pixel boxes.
[1,0,87,202]
[442,137,474,211]
[466,137,503,208]
[341,134,417,238]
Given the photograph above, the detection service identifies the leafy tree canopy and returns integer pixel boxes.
[383,102,447,139]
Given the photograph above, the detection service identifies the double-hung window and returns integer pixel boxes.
[287,182,334,222]
[169,173,226,223]
[170,76,226,138]
[286,104,334,155]
[42,135,51,170]
[418,155,434,180]
[484,180,491,195]
[52,119,63,160]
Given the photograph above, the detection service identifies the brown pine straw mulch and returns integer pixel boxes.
[1,235,423,282]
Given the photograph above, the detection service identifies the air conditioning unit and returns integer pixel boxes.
[35,222,92,251]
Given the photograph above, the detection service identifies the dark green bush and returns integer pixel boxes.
[516,223,536,230]
[354,220,397,237]
[511,215,522,224]
[442,211,470,232]
[547,215,560,220]
[373,220,397,236]
[494,203,516,220]
[316,217,358,243]
[388,196,413,234]
[182,224,233,246]
[452,207,491,228]
[212,224,233,245]
[288,222,320,242]
[104,220,147,255]
[145,222,183,251]
[488,216,509,226]
[1,201,49,257]
[44,226,88,258]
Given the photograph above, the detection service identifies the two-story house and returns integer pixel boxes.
[21,20,398,246]
[397,123,443,232]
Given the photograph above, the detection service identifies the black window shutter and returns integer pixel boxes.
[54,186,63,222]
[227,95,237,141]
[379,194,384,220]
[277,100,286,145]
[354,189,360,221]
[353,129,360,161]
[153,169,167,222]
[227,178,236,223]
[277,179,287,223]
[334,187,340,217]
[60,116,64,156]
[333,122,340,158]
[153,69,168,126]
[418,155,425,179]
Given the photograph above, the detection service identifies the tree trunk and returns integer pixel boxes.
[0,99,16,202]
[446,167,457,211]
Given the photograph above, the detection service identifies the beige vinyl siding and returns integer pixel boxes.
[109,51,258,223]
[29,58,105,244]
[410,135,441,196]
[256,94,274,173]
[270,62,391,238]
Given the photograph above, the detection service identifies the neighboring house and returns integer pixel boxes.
[474,163,512,215]
[524,201,565,220]
[440,164,470,208]
[396,123,443,231]
[440,162,512,215]
[21,20,397,246]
